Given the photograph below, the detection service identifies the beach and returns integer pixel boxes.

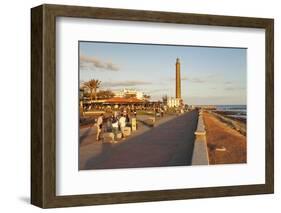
[203,111,246,164]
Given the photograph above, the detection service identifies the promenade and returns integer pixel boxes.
[79,110,198,170]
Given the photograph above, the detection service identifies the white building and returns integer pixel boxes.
[167,97,181,108]
[114,88,144,100]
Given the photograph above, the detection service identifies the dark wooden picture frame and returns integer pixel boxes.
[31,4,274,208]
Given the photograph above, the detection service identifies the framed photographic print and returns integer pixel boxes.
[31,4,274,208]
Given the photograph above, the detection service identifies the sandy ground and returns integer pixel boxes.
[203,111,246,164]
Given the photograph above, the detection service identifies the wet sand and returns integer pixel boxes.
[203,111,246,164]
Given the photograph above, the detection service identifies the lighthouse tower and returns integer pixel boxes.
[167,58,183,108]
[175,58,181,99]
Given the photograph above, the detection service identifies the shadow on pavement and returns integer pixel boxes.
[82,110,198,170]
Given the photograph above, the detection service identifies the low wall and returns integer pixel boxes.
[191,110,209,165]
[137,115,155,127]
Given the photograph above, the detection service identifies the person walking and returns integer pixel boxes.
[119,114,126,139]
[160,107,164,117]
[106,116,112,132]
[111,115,119,143]
[125,113,130,126]
[96,113,104,142]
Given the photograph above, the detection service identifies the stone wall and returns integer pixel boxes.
[191,110,209,165]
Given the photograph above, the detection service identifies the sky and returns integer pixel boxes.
[79,41,247,105]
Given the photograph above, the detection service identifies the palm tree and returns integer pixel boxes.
[83,79,101,101]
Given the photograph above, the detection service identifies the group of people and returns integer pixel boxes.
[83,103,164,113]
[155,107,165,117]
[96,111,132,142]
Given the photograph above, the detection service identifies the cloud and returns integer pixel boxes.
[179,77,206,83]
[225,87,245,91]
[170,76,206,83]
[148,88,169,94]
[102,80,152,87]
[224,81,233,85]
[188,78,206,83]
[80,54,119,71]
[175,75,237,85]
[182,74,217,81]
[206,74,219,79]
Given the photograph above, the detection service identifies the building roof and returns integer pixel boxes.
[104,97,144,104]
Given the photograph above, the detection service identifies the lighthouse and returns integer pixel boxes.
[167,58,183,108]
[175,58,181,99]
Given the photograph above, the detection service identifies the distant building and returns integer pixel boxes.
[167,97,181,108]
[114,89,144,100]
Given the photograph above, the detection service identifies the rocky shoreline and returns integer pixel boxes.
[215,110,246,124]
[208,111,246,136]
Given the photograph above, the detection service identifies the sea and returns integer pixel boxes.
[215,105,247,119]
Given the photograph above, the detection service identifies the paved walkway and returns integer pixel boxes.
[79,114,177,146]
[79,110,198,170]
